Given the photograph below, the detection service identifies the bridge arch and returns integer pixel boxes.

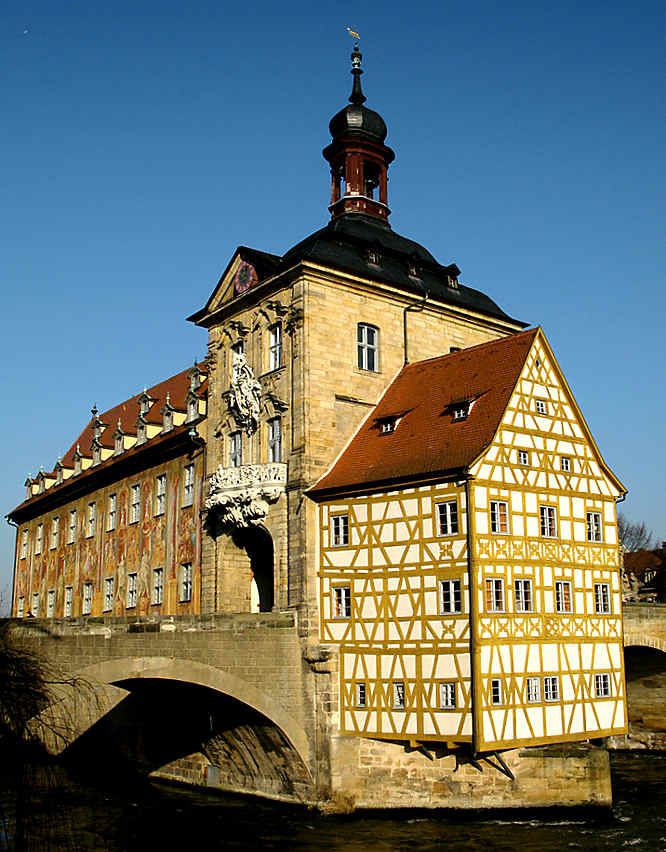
[623,634,666,655]
[76,655,312,772]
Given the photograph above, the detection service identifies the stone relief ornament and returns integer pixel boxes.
[227,351,262,434]
[205,463,287,528]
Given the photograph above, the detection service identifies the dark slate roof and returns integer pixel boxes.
[190,214,525,327]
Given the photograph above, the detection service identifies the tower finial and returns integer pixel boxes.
[349,43,366,105]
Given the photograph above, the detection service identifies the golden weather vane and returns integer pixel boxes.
[346,26,360,40]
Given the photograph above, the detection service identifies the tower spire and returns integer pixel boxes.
[349,43,366,105]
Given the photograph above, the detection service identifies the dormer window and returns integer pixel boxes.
[138,392,153,417]
[448,275,459,289]
[136,419,147,445]
[366,243,383,267]
[379,416,400,435]
[162,394,174,433]
[187,395,199,423]
[114,428,124,456]
[188,366,201,392]
[74,454,82,476]
[55,463,63,485]
[38,473,45,494]
[407,257,421,279]
[452,404,469,421]
[92,441,101,466]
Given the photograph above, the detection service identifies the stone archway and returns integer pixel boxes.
[217,525,275,614]
[237,526,274,613]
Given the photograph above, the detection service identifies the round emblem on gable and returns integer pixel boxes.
[234,261,257,294]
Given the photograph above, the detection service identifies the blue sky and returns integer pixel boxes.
[1,0,664,610]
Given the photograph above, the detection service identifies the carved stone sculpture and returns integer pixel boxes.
[227,352,262,435]
[205,463,287,528]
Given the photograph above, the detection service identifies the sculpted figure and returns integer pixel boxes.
[228,351,262,434]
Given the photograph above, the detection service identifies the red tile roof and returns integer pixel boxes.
[308,329,539,497]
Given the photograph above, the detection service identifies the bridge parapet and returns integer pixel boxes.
[622,603,666,653]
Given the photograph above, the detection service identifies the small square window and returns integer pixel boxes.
[127,573,137,609]
[380,418,398,434]
[527,676,541,703]
[355,682,367,708]
[440,682,456,709]
[180,562,192,602]
[439,579,462,614]
[594,582,611,614]
[452,403,469,421]
[491,679,502,705]
[490,500,509,534]
[518,450,530,466]
[392,681,406,710]
[544,676,560,702]
[561,456,571,473]
[331,515,349,547]
[595,673,611,698]
[535,399,548,415]
[437,501,459,536]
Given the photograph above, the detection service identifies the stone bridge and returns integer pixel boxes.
[6,612,326,805]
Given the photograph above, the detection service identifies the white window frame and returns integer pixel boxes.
[64,586,73,617]
[103,577,114,612]
[187,397,199,422]
[229,431,242,467]
[183,463,194,507]
[50,517,59,550]
[82,583,93,615]
[21,529,28,559]
[439,579,462,614]
[180,562,192,602]
[514,578,533,613]
[586,511,603,542]
[67,510,77,544]
[437,501,459,536]
[544,675,560,702]
[32,591,40,617]
[535,399,548,415]
[561,456,571,472]
[440,682,456,709]
[333,586,351,619]
[594,582,611,614]
[155,474,166,517]
[152,568,164,605]
[491,678,503,705]
[130,484,141,524]
[331,514,349,547]
[107,494,117,531]
[392,681,406,710]
[268,417,282,463]
[86,502,96,538]
[490,500,509,534]
[17,596,25,618]
[527,676,541,703]
[35,523,43,555]
[47,589,55,618]
[555,580,573,613]
[355,682,367,708]
[268,323,283,371]
[539,505,557,538]
[357,323,379,372]
[486,578,505,612]
[518,449,530,466]
[595,673,611,698]
[127,573,137,609]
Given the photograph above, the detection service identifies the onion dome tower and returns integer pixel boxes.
[323,43,395,223]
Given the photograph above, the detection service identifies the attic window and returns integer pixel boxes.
[136,420,147,445]
[138,393,153,417]
[448,276,459,289]
[74,455,82,476]
[92,443,101,466]
[187,396,199,423]
[55,465,63,485]
[449,346,461,353]
[407,258,421,279]
[114,432,124,455]
[379,417,400,434]
[366,245,382,266]
[452,402,470,421]
[189,368,201,391]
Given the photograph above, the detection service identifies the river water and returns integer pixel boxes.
[2,751,665,851]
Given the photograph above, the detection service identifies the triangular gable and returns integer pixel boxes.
[470,328,625,497]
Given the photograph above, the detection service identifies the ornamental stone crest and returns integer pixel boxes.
[205,463,287,528]
[227,351,262,434]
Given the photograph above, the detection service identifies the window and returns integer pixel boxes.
[92,443,101,466]
[539,505,557,538]
[17,596,25,618]
[183,463,194,507]
[86,503,96,538]
[107,494,117,531]
[561,456,571,473]
[380,418,398,434]
[357,323,378,372]
[440,682,456,709]
[114,431,124,455]
[180,563,192,602]
[67,510,77,544]
[555,580,572,613]
[32,592,40,617]
[491,679,502,705]
[130,484,141,524]
[187,397,199,422]
[50,518,59,549]
[392,681,405,710]
[269,323,283,371]
[485,578,504,612]
[439,579,462,614]
[594,582,611,614]
[331,515,349,546]
[518,450,530,466]
[47,589,55,617]
[229,432,242,467]
[127,573,137,609]
[544,676,560,702]
[104,577,114,612]
[490,500,509,534]
[268,417,282,463]
[333,586,351,618]
[82,583,93,615]
[163,406,173,432]
[355,682,367,708]
[155,474,166,516]
[20,529,28,559]
[452,403,469,421]
[437,501,459,536]
[136,420,147,445]
[35,523,43,555]
[527,676,541,703]
[535,399,548,415]
[64,586,72,617]
[152,568,163,605]
[587,511,603,542]
[514,578,533,612]
[595,673,611,698]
